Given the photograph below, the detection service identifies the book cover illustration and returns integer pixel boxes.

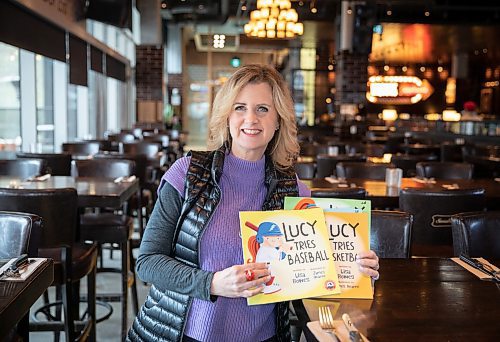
[239,207,341,305]
[284,197,373,299]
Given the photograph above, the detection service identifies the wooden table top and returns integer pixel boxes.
[302,177,500,209]
[0,176,139,208]
[294,258,500,341]
[0,258,54,337]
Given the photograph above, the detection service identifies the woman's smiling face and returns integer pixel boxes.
[228,82,279,161]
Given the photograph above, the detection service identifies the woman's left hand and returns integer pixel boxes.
[356,250,379,280]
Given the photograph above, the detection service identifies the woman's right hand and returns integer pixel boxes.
[210,263,271,298]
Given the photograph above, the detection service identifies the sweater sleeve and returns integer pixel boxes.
[157,156,191,196]
[297,176,311,197]
[136,181,214,301]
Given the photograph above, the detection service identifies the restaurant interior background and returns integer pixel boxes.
[0,0,499,153]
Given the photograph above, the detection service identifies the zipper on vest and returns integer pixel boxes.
[179,183,221,340]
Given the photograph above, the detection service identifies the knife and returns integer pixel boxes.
[459,255,500,282]
[8,254,29,272]
[342,313,363,342]
[0,254,29,279]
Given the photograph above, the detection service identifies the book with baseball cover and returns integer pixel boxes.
[239,207,341,305]
[284,197,373,299]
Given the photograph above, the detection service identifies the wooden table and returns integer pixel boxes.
[0,259,54,339]
[303,177,500,209]
[0,176,139,209]
[294,258,500,341]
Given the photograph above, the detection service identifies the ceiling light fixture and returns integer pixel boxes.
[244,0,304,39]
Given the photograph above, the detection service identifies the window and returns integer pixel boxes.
[0,42,21,151]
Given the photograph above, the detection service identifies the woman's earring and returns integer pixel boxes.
[275,125,280,131]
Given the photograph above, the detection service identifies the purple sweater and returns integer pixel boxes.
[162,152,310,342]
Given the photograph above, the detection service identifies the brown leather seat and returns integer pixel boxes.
[74,158,138,339]
[106,132,136,143]
[416,161,474,180]
[294,161,315,179]
[316,154,367,178]
[0,211,42,341]
[371,210,413,258]
[311,187,366,199]
[0,188,97,341]
[62,141,101,156]
[16,152,72,176]
[399,188,486,257]
[336,162,394,180]
[440,142,464,162]
[141,132,170,148]
[0,159,47,179]
[93,153,152,228]
[390,153,438,177]
[451,211,500,259]
[121,141,165,201]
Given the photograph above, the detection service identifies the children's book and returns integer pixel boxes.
[239,207,341,305]
[284,197,373,299]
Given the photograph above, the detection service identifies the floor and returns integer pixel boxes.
[30,247,151,342]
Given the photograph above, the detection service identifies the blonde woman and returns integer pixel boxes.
[127,64,379,342]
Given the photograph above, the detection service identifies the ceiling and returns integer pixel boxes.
[158,0,500,63]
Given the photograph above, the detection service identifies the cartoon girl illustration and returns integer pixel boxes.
[246,221,293,294]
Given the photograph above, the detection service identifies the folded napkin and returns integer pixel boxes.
[113,175,137,183]
[451,257,500,281]
[0,258,45,282]
[325,177,340,184]
[27,174,51,182]
[307,320,370,342]
[411,177,436,184]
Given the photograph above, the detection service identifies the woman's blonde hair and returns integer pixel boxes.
[207,64,299,170]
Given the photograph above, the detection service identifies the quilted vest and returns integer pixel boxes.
[128,148,298,341]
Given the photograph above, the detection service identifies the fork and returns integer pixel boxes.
[318,306,338,339]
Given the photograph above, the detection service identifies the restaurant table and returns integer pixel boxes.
[293,258,500,341]
[0,258,54,340]
[303,177,500,209]
[0,176,140,209]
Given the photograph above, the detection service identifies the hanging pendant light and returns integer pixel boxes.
[244,0,304,39]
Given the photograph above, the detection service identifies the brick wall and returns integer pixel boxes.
[136,45,163,101]
[335,50,369,108]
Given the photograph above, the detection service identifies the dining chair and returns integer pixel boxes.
[299,142,318,157]
[440,142,464,162]
[93,153,151,238]
[0,159,47,180]
[62,141,101,156]
[315,154,367,178]
[451,211,500,259]
[336,162,394,180]
[390,153,438,177]
[16,152,72,176]
[0,211,42,341]
[73,158,138,339]
[121,141,165,200]
[0,211,41,259]
[371,210,413,258]
[416,162,474,180]
[399,188,486,257]
[0,188,97,341]
[311,187,367,199]
[106,132,136,143]
[142,132,170,148]
[294,161,316,179]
